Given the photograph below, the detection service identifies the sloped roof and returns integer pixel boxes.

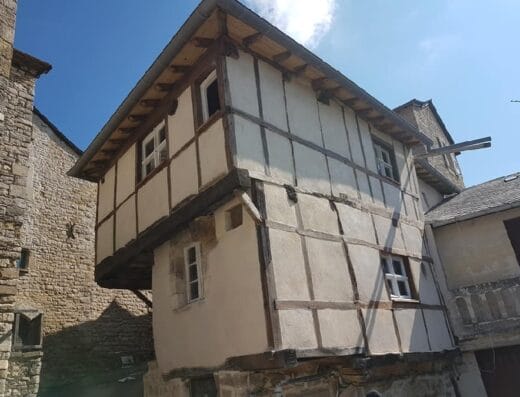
[69,0,432,181]
[394,99,455,145]
[426,173,520,227]
[12,49,52,77]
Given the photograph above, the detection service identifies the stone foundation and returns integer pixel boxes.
[5,352,41,397]
[143,358,459,397]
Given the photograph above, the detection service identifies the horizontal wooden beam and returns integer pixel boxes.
[311,77,328,91]
[293,63,308,78]
[414,137,492,159]
[343,97,358,106]
[95,169,251,289]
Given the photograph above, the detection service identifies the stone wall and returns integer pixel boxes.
[6,111,153,396]
[395,101,464,190]
[0,1,33,394]
[144,360,459,397]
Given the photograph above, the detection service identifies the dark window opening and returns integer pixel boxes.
[206,79,220,118]
[373,139,399,182]
[225,205,243,231]
[13,312,42,350]
[190,377,217,397]
[199,70,220,124]
[504,217,520,265]
[16,249,30,271]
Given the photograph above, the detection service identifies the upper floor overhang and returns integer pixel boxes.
[69,0,433,182]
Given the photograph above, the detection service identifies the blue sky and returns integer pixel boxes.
[14,0,520,187]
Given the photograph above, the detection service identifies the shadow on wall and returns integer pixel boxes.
[37,300,153,397]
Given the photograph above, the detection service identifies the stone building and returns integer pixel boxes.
[69,1,489,395]
[0,1,153,396]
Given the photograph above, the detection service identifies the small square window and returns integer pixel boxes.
[184,243,202,303]
[373,140,399,182]
[199,70,221,123]
[16,249,30,271]
[225,205,243,231]
[13,312,42,350]
[140,122,168,180]
[381,254,414,300]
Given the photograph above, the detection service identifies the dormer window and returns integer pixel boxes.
[140,122,167,180]
[199,70,220,123]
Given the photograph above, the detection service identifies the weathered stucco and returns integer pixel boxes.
[152,197,269,373]
[435,207,520,288]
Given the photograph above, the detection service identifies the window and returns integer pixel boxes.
[199,70,220,123]
[504,217,520,265]
[13,311,42,350]
[225,205,243,231]
[373,141,398,181]
[381,254,413,300]
[184,243,202,303]
[15,248,30,271]
[190,377,217,397]
[140,122,167,180]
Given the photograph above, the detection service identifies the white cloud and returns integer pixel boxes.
[243,0,336,48]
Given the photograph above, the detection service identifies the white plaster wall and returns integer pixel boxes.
[394,309,430,353]
[152,199,269,371]
[233,115,265,174]
[293,142,330,195]
[137,168,169,232]
[258,60,288,131]
[115,196,136,250]
[279,309,318,350]
[422,309,453,351]
[265,130,294,184]
[363,308,400,354]
[96,216,113,262]
[418,178,444,212]
[318,101,349,159]
[168,87,195,154]
[199,120,228,186]
[226,50,259,117]
[434,207,520,288]
[170,143,198,208]
[98,165,115,221]
[343,107,364,166]
[285,78,322,146]
[116,145,136,205]
[329,158,358,200]
[357,118,377,173]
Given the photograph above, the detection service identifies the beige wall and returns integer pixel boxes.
[95,78,230,263]
[434,207,520,288]
[152,198,269,372]
[226,51,421,222]
[263,182,453,356]
[418,178,444,213]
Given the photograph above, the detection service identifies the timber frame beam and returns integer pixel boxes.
[95,168,251,289]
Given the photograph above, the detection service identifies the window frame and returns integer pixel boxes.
[373,139,399,182]
[12,311,43,351]
[198,69,220,124]
[139,121,168,182]
[381,254,415,301]
[184,242,203,303]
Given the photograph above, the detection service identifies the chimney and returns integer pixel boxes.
[0,0,17,79]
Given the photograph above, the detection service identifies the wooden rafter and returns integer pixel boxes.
[191,37,214,48]
[155,83,175,92]
[273,51,291,63]
[170,65,191,74]
[119,127,135,134]
[242,32,262,47]
[128,114,147,123]
[140,99,161,108]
